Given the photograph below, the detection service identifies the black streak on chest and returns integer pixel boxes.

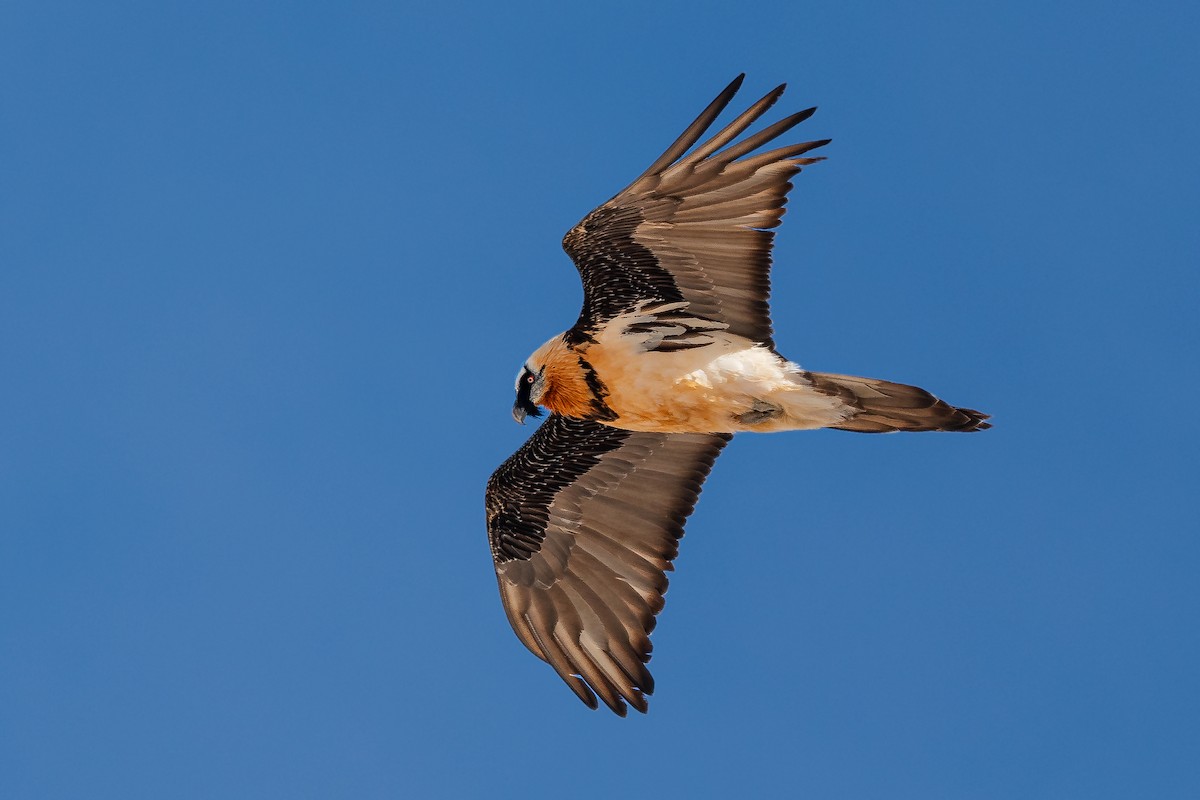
[578,355,618,422]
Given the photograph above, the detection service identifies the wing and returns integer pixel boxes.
[562,74,829,350]
[486,414,729,715]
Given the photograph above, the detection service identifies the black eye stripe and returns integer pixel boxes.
[515,368,538,400]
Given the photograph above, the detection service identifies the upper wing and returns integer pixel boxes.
[486,414,729,715]
[563,74,829,349]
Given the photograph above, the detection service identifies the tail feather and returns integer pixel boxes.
[805,371,990,433]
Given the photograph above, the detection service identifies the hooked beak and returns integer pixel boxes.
[513,396,544,425]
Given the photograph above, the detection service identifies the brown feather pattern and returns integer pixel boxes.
[805,372,992,432]
[486,415,729,714]
[562,74,829,349]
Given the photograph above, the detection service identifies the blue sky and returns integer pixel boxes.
[2,2,1197,797]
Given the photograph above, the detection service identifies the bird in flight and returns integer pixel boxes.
[485,75,989,716]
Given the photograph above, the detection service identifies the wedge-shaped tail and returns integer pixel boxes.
[805,372,991,433]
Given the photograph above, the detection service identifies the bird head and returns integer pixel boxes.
[512,362,547,424]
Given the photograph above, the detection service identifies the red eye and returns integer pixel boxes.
[526,375,535,384]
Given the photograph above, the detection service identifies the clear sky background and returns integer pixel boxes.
[3,2,1197,798]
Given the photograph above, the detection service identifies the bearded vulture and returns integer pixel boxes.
[485,75,989,715]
